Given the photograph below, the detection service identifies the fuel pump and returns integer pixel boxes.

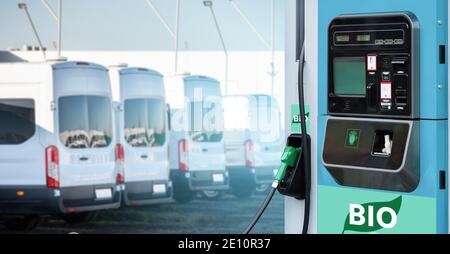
[247,0,448,235]
[317,0,448,234]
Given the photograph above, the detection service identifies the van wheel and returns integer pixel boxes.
[62,211,98,225]
[4,215,41,231]
[200,190,223,200]
[231,185,254,199]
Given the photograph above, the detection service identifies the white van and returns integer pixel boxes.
[223,94,283,198]
[166,75,229,203]
[110,66,172,206]
[0,61,122,230]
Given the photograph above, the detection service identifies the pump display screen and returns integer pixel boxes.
[356,34,371,42]
[333,57,366,96]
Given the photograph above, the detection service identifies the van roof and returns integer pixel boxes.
[183,75,219,83]
[119,67,163,77]
[52,61,107,71]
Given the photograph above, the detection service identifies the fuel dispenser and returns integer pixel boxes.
[317,0,448,233]
[323,13,420,192]
[246,0,448,234]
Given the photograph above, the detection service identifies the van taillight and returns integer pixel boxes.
[245,140,255,168]
[178,139,189,172]
[115,144,125,183]
[45,146,60,188]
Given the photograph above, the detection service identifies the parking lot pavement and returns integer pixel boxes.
[0,192,284,234]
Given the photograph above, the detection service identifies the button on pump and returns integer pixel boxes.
[382,72,391,81]
[394,39,404,45]
[391,57,408,65]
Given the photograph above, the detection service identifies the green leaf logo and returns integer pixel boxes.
[348,130,358,145]
[342,196,402,234]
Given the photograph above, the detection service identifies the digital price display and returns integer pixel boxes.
[356,34,371,42]
[336,34,350,42]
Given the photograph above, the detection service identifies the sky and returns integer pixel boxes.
[0,0,285,51]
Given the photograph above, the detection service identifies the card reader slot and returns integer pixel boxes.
[395,89,407,97]
[395,97,407,105]
[395,88,407,106]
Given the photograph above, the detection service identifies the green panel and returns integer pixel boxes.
[318,185,437,234]
[291,104,310,133]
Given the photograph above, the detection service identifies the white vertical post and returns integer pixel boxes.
[175,0,181,73]
[270,0,276,96]
[57,0,62,57]
[284,0,318,234]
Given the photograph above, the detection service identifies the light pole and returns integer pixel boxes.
[57,0,62,57]
[228,0,276,95]
[144,0,180,74]
[40,0,58,21]
[175,0,181,74]
[270,0,276,96]
[39,0,63,57]
[203,0,229,95]
[144,0,176,39]
[18,3,46,60]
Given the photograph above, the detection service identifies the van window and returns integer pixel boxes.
[124,98,166,147]
[189,101,223,143]
[0,99,35,145]
[59,96,113,148]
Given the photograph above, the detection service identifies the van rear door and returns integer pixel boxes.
[57,95,116,187]
[123,97,168,181]
[187,100,225,171]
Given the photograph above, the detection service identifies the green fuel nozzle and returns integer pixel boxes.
[272,146,302,188]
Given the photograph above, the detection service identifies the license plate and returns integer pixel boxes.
[95,188,112,200]
[153,184,167,194]
[213,173,224,183]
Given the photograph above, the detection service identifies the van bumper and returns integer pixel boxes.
[228,166,275,185]
[0,184,121,215]
[122,180,173,206]
[170,169,229,191]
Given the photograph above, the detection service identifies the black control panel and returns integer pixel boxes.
[328,13,419,118]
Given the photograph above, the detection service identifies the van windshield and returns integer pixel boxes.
[0,99,35,145]
[189,101,223,143]
[59,95,113,149]
[124,98,166,147]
